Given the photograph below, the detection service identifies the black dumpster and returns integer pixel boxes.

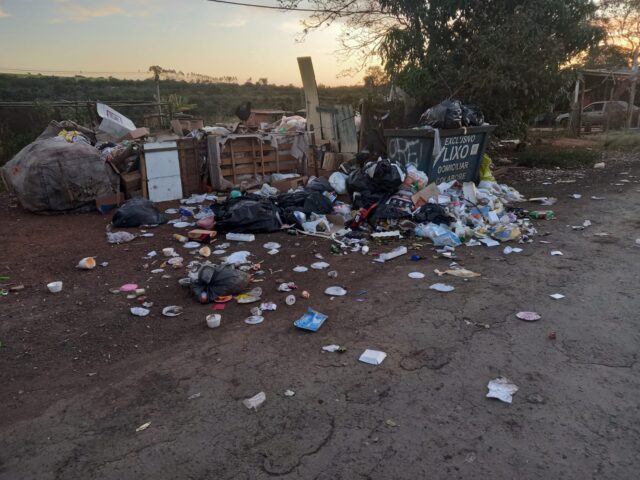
[384,126,495,184]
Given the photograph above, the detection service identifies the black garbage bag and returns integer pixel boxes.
[112,198,167,228]
[275,191,309,210]
[420,100,463,129]
[214,197,282,233]
[462,104,485,127]
[346,168,375,195]
[303,191,332,215]
[366,160,405,193]
[352,190,387,210]
[305,176,333,193]
[190,265,250,303]
[413,203,454,225]
[369,203,411,221]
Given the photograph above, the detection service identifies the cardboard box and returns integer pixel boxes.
[122,127,150,141]
[271,175,308,192]
[411,183,439,209]
[120,171,142,197]
[95,192,124,214]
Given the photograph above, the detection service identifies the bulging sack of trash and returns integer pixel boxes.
[112,198,167,228]
[346,168,375,195]
[412,204,454,225]
[303,191,332,215]
[420,100,463,129]
[365,160,406,193]
[479,154,497,183]
[462,104,485,127]
[305,176,333,193]
[415,223,462,247]
[190,264,250,303]
[214,196,282,233]
[329,172,348,194]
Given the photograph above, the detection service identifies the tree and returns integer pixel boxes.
[285,0,603,135]
[581,44,632,69]
[598,0,640,126]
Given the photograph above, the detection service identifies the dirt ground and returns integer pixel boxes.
[1,154,639,480]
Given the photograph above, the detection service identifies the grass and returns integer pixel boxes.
[515,145,600,169]
[593,130,640,152]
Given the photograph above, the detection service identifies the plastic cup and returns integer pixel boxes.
[162,248,175,257]
[47,281,63,293]
[206,314,221,329]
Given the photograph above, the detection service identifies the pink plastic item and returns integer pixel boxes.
[119,283,139,292]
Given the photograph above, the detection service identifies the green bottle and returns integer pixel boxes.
[528,210,555,220]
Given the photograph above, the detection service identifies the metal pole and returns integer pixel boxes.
[627,48,638,129]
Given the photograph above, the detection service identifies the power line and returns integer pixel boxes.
[206,0,374,14]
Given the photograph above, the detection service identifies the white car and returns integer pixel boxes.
[555,101,638,129]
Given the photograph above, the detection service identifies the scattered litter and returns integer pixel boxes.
[324,286,347,296]
[242,391,266,410]
[374,246,408,263]
[503,246,523,254]
[310,261,330,270]
[76,257,96,270]
[327,270,338,278]
[167,256,184,266]
[430,283,455,292]
[293,266,308,273]
[47,281,63,293]
[439,268,481,278]
[284,389,296,397]
[173,222,191,228]
[479,238,500,247]
[285,295,296,306]
[550,250,563,256]
[260,302,277,311]
[570,193,582,199]
[120,283,138,292]
[188,393,202,400]
[199,246,211,257]
[106,230,136,244]
[593,162,605,169]
[301,290,310,299]
[583,220,592,227]
[359,349,387,365]
[224,251,251,265]
[516,311,541,322]
[590,196,605,200]
[486,377,519,404]
[277,282,297,292]
[322,344,345,353]
[226,233,255,242]
[135,422,151,432]
[408,272,425,279]
[244,315,264,325]
[162,247,175,257]
[162,305,183,317]
[294,308,328,331]
[130,307,150,317]
[146,250,157,258]
[549,293,565,300]
[263,242,281,250]
[206,313,221,328]
[100,262,109,267]
[183,241,200,249]
[212,249,226,255]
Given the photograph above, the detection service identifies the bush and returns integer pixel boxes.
[516,146,599,169]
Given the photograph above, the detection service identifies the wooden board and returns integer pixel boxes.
[335,104,359,154]
[297,57,322,144]
[177,138,202,197]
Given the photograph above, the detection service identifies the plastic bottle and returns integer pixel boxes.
[528,210,555,220]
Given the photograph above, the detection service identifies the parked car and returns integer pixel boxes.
[555,101,639,130]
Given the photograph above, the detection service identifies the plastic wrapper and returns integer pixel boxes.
[415,223,462,247]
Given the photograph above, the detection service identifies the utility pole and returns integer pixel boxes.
[627,47,638,129]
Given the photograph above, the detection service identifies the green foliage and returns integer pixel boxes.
[595,131,640,151]
[516,145,599,168]
[581,44,632,69]
[378,0,604,136]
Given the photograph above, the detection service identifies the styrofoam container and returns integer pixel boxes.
[206,314,221,328]
[359,349,387,365]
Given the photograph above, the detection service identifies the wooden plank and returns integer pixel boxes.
[335,104,358,154]
[229,141,237,184]
[140,153,148,199]
[297,57,322,145]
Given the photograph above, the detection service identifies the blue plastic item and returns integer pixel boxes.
[294,308,328,332]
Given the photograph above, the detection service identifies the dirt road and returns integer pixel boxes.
[1,157,639,479]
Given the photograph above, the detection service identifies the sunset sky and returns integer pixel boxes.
[0,0,365,86]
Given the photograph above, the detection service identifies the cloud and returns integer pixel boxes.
[51,2,125,22]
[210,16,248,28]
[0,8,10,18]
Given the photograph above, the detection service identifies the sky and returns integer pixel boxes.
[0,0,366,86]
